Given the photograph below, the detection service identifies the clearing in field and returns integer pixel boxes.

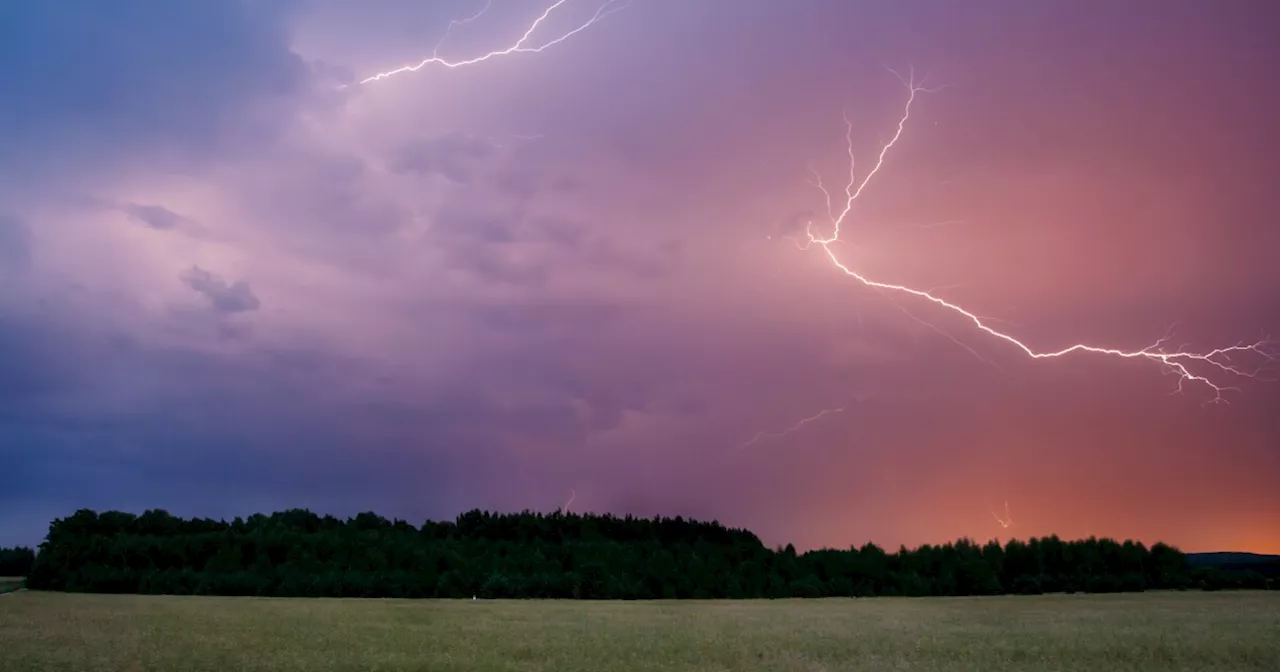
[1,591,1277,671]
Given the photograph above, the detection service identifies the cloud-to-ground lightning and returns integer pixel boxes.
[789,67,1272,406]
[359,0,628,85]
[561,488,576,514]
[990,498,1014,529]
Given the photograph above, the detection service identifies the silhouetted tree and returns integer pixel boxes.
[23,508,1226,599]
[0,546,35,576]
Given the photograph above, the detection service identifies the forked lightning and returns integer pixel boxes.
[748,67,1271,445]
[360,0,627,85]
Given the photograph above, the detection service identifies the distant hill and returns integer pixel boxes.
[1187,552,1280,577]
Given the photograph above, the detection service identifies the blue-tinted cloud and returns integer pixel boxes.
[0,0,311,180]
[0,214,30,269]
[390,132,498,183]
[181,267,261,314]
[122,204,191,232]
[1,0,1277,556]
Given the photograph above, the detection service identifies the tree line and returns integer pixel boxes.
[0,546,35,577]
[23,508,1277,598]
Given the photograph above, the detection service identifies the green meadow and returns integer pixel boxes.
[2,590,1277,671]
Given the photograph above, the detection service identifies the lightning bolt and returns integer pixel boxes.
[991,499,1014,529]
[792,67,1273,405]
[740,407,845,449]
[561,488,576,513]
[988,448,1016,533]
[358,0,629,85]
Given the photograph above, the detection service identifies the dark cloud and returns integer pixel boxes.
[2,0,1278,556]
[389,132,498,184]
[122,204,191,232]
[0,214,30,268]
[527,217,588,248]
[0,0,310,177]
[490,169,541,199]
[181,267,261,314]
[0,332,472,539]
[425,200,680,287]
[468,300,623,334]
[425,208,551,287]
[0,296,650,545]
[428,209,587,252]
[430,210,517,245]
[0,319,79,411]
[234,151,408,246]
[588,237,684,280]
[466,251,551,286]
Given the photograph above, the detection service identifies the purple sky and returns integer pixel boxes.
[2,0,1279,553]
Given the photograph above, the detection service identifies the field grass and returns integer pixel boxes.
[0,577,23,594]
[1,591,1277,671]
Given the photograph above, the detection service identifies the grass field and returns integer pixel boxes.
[1,591,1277,671]
[0,577,23,594]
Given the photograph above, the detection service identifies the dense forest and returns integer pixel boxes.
[22,509,1278,599]
[0,546,35,577]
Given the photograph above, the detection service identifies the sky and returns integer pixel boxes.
[2,0,1278,554]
